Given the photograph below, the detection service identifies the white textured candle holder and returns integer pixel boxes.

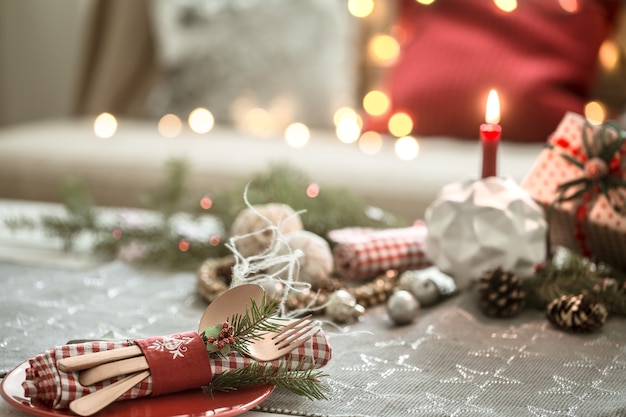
[424,177,547,291]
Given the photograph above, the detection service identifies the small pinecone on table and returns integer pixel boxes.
[546,293,608,332]
[478,267,526,318]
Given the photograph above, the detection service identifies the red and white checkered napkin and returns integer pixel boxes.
[22,330,332,410]
[328,222,431,282]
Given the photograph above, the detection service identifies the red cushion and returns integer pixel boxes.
[363,0,620,142]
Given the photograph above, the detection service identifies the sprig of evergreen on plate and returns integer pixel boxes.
[206,360,329,401]
[200,295,329,400]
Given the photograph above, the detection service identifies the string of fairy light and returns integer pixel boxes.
[94,0,621,164]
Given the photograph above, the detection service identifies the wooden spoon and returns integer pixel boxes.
[197,283,265,332]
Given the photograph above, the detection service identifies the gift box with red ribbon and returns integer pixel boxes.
[521,112,626,270]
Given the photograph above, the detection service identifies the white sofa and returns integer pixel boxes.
[0,118,544,222]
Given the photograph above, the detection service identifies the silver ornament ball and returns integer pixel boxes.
[387,290,420,325]
[410,277,440,307]
[326,289,364,324]
[398,271,441,307]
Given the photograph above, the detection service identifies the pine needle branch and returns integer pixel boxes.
[227,296,284,356]
[525,251,626,316]
[205,361,330,401]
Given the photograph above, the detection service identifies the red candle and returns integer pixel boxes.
[480,89,501,178]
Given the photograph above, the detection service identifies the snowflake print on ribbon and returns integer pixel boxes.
[148,335,195,359]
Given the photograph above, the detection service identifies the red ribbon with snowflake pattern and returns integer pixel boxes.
[135,332,213,396]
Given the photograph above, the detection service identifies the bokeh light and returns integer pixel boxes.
[242,107,276,137]
[200,196,213,210]
[584,101,606,125]
[358,131,383,155]
[336,117,361,144]
[347,0,375,18]
[306,183,320,198]
[285,122,310,148]
[333,107,362,128]
[394,136,419,161]
[363,90,390,117]
[494,0,517,12]
[94,112,117,138]
[599,39,619,72]
[388,112,413,137]
[335,107,362,143]
[558,0,579,12]
[188,108,214,134]
[369,34,400,66]
[158,114,182,138]
[178,240,190,252]
[416,0,436,5]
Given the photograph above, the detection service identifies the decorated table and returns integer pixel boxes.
[1,197,625,417]
[1,253,625,416]
[2,110,626,416]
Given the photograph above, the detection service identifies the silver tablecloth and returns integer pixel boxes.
[1,260,625,416]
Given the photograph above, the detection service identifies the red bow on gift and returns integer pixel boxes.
[551,120,626,256]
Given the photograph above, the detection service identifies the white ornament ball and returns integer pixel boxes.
[325,289,364,324]
[386,290,420,325]
[230,203,303,257]
[266,230,334,289]
[425,177,547,291]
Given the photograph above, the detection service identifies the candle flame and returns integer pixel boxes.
[485,89,501,124]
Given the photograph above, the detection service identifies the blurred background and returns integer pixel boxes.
[1,0,626,141]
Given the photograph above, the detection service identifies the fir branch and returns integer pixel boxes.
[2,160,405,270]
[525,252,626,316]
[206,361,330,401]
[208,162,408,239]
[226,297,284,356]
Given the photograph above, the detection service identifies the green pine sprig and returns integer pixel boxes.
[200,295,286,357]
[524,251,626,316]
[4,159,404,270]
[205,360,330,401]
[229,297,283,356]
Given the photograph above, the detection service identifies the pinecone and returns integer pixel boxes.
[478,267,526,318]
[546,293,608,332]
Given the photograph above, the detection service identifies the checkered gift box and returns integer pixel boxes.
[328,222,431,281]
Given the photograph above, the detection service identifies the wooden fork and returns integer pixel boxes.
[246,316,320,362]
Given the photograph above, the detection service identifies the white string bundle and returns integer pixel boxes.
[226,189,318,317]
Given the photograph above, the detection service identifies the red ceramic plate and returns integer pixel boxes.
[1,362,274,417]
